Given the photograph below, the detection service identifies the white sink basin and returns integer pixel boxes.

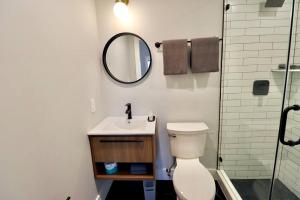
[88,116,156,135]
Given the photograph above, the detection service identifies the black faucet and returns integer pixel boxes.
[125,103,132,120]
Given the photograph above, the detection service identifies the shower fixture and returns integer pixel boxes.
[265,0,285,7]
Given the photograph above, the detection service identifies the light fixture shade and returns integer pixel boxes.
[113,1,129,19]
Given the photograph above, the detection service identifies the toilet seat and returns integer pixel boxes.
[173,158,216,200]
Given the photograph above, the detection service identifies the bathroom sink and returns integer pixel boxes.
[88,116,156,135]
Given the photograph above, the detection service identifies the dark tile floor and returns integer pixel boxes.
[232,179,299,200]
[106,180,226,200]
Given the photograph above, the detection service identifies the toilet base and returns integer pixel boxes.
[173,158,216,200]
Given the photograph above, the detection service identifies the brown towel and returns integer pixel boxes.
[191,37,219,73]
[163,39,188,75]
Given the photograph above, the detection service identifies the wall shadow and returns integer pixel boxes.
[165,72,211,90]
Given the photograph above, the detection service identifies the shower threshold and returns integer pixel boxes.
[215,170,242,200]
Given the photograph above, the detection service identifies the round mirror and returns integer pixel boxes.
[102,32,152,84]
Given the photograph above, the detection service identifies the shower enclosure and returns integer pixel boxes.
[219,0,300,199]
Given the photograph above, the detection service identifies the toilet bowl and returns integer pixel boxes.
[173,158,215,200]
[166,122,216,200]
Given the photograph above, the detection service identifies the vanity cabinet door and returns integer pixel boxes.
[90,136,153,163]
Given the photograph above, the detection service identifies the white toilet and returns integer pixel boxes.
[166,122,216,200]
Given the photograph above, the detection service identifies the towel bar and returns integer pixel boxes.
[155,38,223,48]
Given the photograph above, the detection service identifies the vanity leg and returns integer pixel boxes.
[143,180,156,200]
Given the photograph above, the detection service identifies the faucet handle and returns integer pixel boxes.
[125,103,131,107]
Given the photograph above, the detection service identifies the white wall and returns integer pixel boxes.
[0,0,104,199]
[95,0,223,178]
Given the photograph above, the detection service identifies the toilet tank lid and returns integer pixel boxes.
[167,122,209,134]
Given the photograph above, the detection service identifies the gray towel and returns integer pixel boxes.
[163,39,188,75]
[191,37,219,73]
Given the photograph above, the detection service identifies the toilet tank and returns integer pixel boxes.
[167,122,209,159]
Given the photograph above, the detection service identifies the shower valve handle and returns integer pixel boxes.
[279,105,300,146]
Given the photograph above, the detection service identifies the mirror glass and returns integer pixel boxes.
[103,33,152,84]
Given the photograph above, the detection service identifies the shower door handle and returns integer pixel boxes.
[279,104,300,146]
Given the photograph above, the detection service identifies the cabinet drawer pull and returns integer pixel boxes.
[100,140,144,143]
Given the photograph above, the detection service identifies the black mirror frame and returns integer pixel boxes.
[102,32,152,84]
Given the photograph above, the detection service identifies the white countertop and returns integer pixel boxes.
[88,116,156,136]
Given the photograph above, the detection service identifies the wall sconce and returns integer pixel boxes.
[113,0,129,19]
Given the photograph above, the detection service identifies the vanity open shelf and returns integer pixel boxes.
[94,162,154,180]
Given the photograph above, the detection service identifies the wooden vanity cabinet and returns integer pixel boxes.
[89,135,156,180]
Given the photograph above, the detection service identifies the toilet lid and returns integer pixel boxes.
[167,122,209,134]
[173,159,216,200]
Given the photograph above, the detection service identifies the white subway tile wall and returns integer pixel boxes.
[221,0,300,198]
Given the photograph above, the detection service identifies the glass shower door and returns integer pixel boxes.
[219,0,299,199]
[270,0,300,199]
[271,102,300,199]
